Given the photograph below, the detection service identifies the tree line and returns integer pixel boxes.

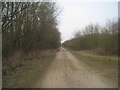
[2,2,61,58]
[63,20,118,55]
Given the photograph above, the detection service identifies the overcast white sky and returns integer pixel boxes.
[56,0,118,43]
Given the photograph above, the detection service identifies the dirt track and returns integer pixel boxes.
[35,48,115,88]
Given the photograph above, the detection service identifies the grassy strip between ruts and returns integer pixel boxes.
[71,50,118,87]
[3,50,56,88]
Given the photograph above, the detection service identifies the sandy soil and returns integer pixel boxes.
[35,48,116,88]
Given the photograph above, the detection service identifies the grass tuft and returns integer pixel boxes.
[3,50,56,88]
[71,50,118,87]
